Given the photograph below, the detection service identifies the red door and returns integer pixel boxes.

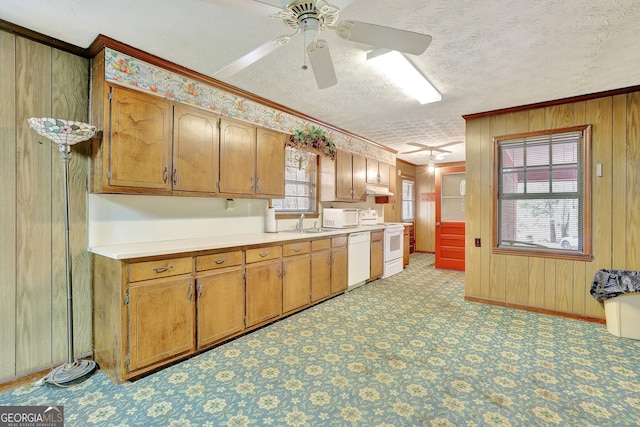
[435,166,465,271]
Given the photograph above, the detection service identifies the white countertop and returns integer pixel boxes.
[88,225,385,260]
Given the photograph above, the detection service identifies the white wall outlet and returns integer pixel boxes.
[226,199,235,210]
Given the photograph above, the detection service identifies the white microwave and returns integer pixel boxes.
[323,208,359,228]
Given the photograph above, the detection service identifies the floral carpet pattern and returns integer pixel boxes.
[2,253,640,426]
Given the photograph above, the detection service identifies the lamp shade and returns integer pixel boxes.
[27,118,96,146]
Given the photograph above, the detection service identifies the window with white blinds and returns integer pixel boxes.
[272,148,318,214]
[495,125,592,258]
[402,179,415,221]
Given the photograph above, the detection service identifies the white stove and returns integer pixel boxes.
[380,222,406,278]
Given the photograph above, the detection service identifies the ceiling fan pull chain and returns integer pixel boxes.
[302,25,309,70]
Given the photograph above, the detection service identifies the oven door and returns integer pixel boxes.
[384,226,404,262]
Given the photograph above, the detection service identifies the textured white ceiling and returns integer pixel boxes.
[2,0,639,165]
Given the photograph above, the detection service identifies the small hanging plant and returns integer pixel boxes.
[287,125,337,160]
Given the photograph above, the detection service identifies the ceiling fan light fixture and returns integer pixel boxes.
[301,16,321,40]
[366,49,441,105]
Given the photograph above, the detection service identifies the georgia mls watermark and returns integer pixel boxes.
[0,406,64,427]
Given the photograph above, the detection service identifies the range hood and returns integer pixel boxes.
[366,185,394,196]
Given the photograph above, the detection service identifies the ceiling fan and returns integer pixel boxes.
[210,0,432,89]
[400,141,463,159]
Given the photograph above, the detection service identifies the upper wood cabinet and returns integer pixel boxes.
[320,149,366,202]
[219,118,285,198]
[106,85,173,192]
[256,127,286,197]
[93,84,222,195]
[92,84,285,199]
[219,118,256,194]
[366,159,390,187]
[173,104,220,194]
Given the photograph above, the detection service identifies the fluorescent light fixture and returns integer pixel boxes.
[366,49,441,104]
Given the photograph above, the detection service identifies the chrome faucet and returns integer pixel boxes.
[299,213,305,230]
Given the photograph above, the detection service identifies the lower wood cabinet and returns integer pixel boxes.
[92,235,352,384]
[311,239,332,302]
[282,242,311,314]
[245,259,282,327]
[127,277,195,372]
[370,230,384,281]
[331,236,348,295]
[196,267,245,349]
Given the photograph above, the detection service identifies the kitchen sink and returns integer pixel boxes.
[293,228,333,234]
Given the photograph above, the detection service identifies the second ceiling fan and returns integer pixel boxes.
[212,0,432,89]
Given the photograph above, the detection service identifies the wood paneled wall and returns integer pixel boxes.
[0,31,90,382]
[465,90,640,319]
[416,165,435,253]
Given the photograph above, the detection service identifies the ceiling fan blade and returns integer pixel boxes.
[435,140,464,148]
[307,39,337,89]
[336,20,432,55]
[214,35,291,79]
[201,0,283,15]
[400,148,430,154]
[431,147,451,154]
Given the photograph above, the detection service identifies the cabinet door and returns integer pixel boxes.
[256,128,285,197]
[173,104,219,193]
[331,247,348,294]
[352,153,367,200]
[245,260,282,327]
[127,278,194,373]
[366,158,377,184]
[378,162,390,187]
[109,85,173,191]
[196,267,244,349]
[370,234,384,280]
[335,150,354,200]
[219,118,256,194]
[282,254,310,313]
[311,250,331,302]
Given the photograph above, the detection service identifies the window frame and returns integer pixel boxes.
[401,179,415,222]
[492,125,592,261]
[273,147,320,219]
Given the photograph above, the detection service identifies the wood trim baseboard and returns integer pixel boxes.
[464,295,606,324]
[0,353,93,393]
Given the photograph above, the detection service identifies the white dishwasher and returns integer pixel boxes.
[348,231,371,290]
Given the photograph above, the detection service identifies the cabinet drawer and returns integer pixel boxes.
[245,246,282,264]
[283,241,310,257]
[332,236,347,248]
[197,250,243,272]
[311,238,331,251]
[128,257,192,283]
[371,231,384,242]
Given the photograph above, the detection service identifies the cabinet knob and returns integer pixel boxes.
[172,169,178,186]
[162,167,168,184]
[153,265,173,273]
[214,258,228,264]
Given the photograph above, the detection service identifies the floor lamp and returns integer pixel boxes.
[28,118,97,386]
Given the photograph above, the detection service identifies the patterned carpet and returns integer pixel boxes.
[2,253,640,426]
